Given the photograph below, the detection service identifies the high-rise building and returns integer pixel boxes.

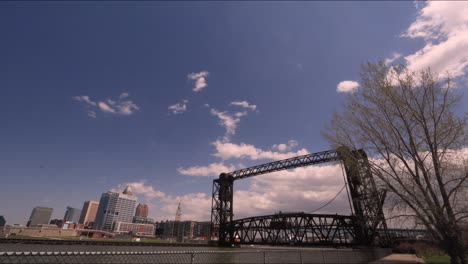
[135,203,149,218]
[94,186,137,231]
[175,202,182,222]
[79,201,99,227]
[27,207,53,227]
[0,216,5,227]
[63,206,81,223]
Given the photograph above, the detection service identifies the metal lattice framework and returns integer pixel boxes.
[231,213,357,246]
[210,147,389,247]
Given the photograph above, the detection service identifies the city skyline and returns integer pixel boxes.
[1,2,467,225]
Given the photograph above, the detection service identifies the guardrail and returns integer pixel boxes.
[0,249,391,264]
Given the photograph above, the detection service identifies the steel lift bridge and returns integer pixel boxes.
[210,147,390,247]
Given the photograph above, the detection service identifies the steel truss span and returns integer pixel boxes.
[210,147,389,247]
[231,213,358,246]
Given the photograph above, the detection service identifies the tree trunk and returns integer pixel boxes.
[445,233,466,264]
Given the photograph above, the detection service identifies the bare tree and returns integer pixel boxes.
[323,62,468,264]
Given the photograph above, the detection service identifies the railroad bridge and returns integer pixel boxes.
[210,147,390,247]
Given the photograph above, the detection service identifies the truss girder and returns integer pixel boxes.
[227,150,341,180]
[230,213,357,246]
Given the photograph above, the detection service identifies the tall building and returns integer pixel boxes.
[79,201,99,227]
[94,186,137,231]
[135,203,149,218]
[175,202,182,222]
[63,206,81,223]
[27,206,53,227]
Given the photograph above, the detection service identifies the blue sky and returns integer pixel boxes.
[1,2,467,225]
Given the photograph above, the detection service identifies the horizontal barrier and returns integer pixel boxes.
[0,248,391,264]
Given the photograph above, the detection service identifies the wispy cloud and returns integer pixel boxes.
[74,93,139,117]
[177,162,237,177]
[187,71,209,92]
[384,52,402,65]
[210,109,247,141]
[168,99,189,115]
[336,80,359,93]
[230,101,257,111]
[73,95,97,106]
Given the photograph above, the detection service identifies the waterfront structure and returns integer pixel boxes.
[63,206,81,223]
[79,201,99,227]
[27,207,53,227]
[0,216,5,227]
[94,186,137,231]
[114,222,155,236]
[135,203,149,218]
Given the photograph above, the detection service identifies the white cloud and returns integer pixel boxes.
[187,71,209,92]
[168,99,189,115]
[230,101,257,111]
[336,80,360,93]
[112,181,166,200]
[210,109,248,141]
[234,164,350,218]
[384,52,402,65]
[272,139,299,152]
[177,162,237,177]
[402,2,468,79]
[114,162,351,221]
[212,140,309,161]
[74,93,139,117]
[111,181,211,221]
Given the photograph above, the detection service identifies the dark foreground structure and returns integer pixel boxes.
[0,248,391,264]
[211,147,390,247]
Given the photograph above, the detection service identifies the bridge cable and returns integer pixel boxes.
[339,160,355,215]
[307,184,347,214]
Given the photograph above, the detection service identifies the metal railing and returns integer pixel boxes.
[0,248,391,264]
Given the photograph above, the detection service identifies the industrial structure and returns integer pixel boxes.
[210,147,389,247]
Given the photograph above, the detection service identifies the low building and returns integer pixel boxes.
[49,219,64,228]
[3,226,77,237]
[193,221,211,239]
[133,216,154,224]
[114,222,155,236]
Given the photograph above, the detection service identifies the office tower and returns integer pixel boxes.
[79,201,99,227]
[0,216,5,227]
[135,203,149,218]
[27,207,53,227]
[63,206,82,223]
[94,186,137,231]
